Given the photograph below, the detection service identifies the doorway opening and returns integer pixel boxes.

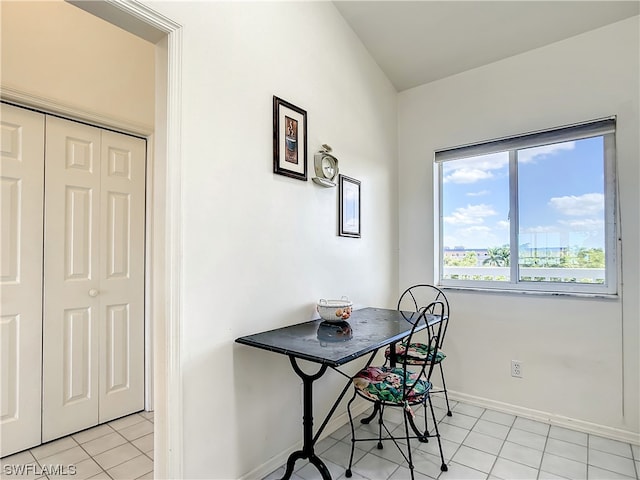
[0,1,183,477]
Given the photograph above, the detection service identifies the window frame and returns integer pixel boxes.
[434,118,618,296]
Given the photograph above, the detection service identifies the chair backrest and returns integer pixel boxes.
[397,284,450,349]
[399,303,446,402]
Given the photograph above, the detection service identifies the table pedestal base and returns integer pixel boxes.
[280,358,330,480]
[282,450,330,480]
[279,351,377,480]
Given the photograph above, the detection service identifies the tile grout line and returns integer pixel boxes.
[441,413,575,479]
[587,433,640,479]
[51,414,153,480]
[485,413,514,480]
[587,432,590,479]
[460,409,527,478]
[437,403,484,479]
[79,427,132,470]
[97,434,153,476]
[535,422,551,480]
[106,453,152,480]
[386,463,400,480]
[74,435,114,480]
[32,434,83,468]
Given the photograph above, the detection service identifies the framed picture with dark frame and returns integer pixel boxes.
[338,174,361,238]
[273,96,307,181]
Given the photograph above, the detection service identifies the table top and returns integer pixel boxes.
[235,307,438,367]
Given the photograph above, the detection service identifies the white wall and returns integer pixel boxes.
[3,1,399,477]
[0,0,155,131]
[398,16,639,440]
[145,2,398,478]
[2,0,397,476]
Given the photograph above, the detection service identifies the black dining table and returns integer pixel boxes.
[235,307,441,480]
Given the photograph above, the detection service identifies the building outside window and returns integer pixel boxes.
[435,118,617,295]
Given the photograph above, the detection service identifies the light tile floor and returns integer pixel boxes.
[263,397,640,480]
[1,411,153,480]
[2,401,638,480]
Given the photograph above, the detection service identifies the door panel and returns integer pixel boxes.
[43,116,101,441]
[106,304,130,393]
[65,186,94,280]
[63,308,93,405]
[99,130,145,423]
[0,104,45,456]
[1,316,18,418]
[106,192,130,278]
[1,178,19,283]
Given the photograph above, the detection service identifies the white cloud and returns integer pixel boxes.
[519,141,575,163]
[558,218,604,230]
[444,168,493,184]
[548,193,604,216]
[443,142,576,185]
[443,226,508,249]
[496,220,510,229]
[444,204,497,225]
[465,226,492,234]
[443,151,508,184]
[521,225,559,234]
[467,190,490,197]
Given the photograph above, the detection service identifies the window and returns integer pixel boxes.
[435,118,617,295]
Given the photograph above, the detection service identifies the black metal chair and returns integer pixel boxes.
[387,284,452,416]
[345,306,448,478]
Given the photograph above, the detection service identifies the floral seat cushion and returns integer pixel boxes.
[352,366,432,405]
[384,342,446,365]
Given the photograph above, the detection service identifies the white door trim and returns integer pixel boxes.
[97,3,183,479]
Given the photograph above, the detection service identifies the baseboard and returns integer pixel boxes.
[239,400,370,480]
[448,390,640,446]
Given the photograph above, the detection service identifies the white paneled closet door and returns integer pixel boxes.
[42,117,101,441]
[98,130,146,424]
[42,116,146,442]
[0,104,45,457]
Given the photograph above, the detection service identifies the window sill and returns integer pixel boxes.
[438,284,619,300]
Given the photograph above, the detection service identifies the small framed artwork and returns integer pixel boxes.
[338,174,361,238]
[273,96,307,181]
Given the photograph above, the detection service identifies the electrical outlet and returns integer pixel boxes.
[511,360,523,378]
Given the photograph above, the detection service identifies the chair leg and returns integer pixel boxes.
[345,392,358,478]
[377,403,384,450]
[421,402,429,442]
[439,363,452,416]
[407,409,428,443]
[359,401,380,425]
[428,396,448,472]
[403,408,415,480]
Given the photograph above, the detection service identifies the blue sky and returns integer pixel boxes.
[441,137,605,251]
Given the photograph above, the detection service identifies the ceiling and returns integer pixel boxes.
[333,1,640,91]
